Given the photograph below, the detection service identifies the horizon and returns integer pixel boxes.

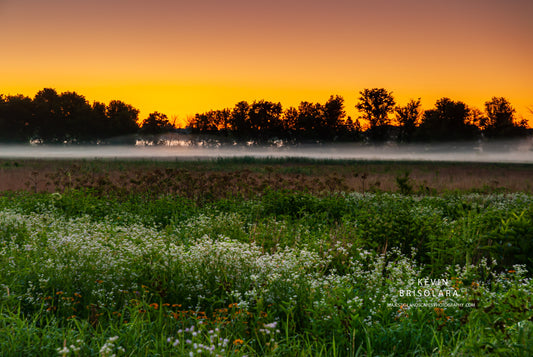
[1,0,532,126]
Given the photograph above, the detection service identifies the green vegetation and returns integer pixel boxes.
[1,187,532,356]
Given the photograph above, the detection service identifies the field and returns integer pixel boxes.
[1,158,532,356]
[1,158,532,195]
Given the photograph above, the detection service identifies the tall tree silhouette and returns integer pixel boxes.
[58,91,94,142]
[483,97,526,137]
[33,88,64,143]
[296,101,324,139]
[323,95,346,140]
[229,101,250,137]
[355,88,396,141]
[395,99,421,142]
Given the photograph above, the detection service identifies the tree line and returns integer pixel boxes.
[0,88,174,144]
[0,87,530,144]
[189,88,530,142]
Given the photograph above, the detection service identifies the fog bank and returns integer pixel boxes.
[0,139,532,163]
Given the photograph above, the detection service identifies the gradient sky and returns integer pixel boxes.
[1,0,532,126]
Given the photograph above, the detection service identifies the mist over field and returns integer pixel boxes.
[0,138,531,163]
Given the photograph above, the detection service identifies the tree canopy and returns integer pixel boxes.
[355,88,396,141]
[0,87,530,144]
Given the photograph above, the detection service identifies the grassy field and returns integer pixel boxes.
[1,158,532,356]
[1,158,532,195]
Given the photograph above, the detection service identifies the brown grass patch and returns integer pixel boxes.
[0,159,531,199]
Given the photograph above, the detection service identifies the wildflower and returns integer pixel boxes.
[233,339,244,345]
[264,322,278,329]
[149,303,159,309]
[56,346,70,356]
[508,270,516,273]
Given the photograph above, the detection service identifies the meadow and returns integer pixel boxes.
[0,158,532,356]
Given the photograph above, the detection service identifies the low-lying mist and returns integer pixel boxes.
[0,138,531,163]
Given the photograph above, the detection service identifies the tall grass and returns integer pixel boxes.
[1,190,532,355]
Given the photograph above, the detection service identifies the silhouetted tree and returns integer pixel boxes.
[229,101,251,137]
[485,97,514,129]
[0,94,34,142]
[58,91,94,142]
[211,109,232,132]
[482,97,527,137]
[339,116,363,141]
[355,88,396,141]
[33,88,64,143]
[89,101,110,141]
[296,101,324,139]
[282,106,299,138]
[417,98,478,141]
[395,99,421,142]
[140,112,174,135]
[190,109,232,134]
[248,100,283,140]
[106,100,140,138]
[190,112,217,133]
[323,95,346,140]
[3,87,530,144]
[467,107,487,130]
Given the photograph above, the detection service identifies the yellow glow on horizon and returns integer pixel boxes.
[2,0,532,130]
[2,82,532,129]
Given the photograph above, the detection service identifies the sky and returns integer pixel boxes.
[1,0,532,127]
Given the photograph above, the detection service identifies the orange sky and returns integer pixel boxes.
[1,0,532,127]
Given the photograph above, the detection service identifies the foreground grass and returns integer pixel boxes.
[1,190,532,356]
